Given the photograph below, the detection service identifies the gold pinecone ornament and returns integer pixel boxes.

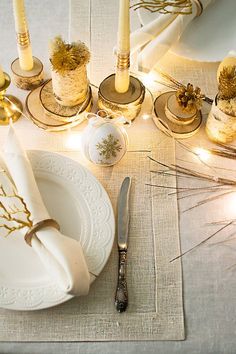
[176,83,203,113]
[218,66,236,100]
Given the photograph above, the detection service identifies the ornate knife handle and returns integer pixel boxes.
[115,250,128,312]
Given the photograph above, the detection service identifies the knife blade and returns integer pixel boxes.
[115,177,132,313]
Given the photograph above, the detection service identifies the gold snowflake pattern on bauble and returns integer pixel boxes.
[96,134,122,162]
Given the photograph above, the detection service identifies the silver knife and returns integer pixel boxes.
[115,176,132,313]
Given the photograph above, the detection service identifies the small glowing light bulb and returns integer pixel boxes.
[11,103,18,111]
[65,132,81,150]
[142,72,156,87]
[194,147,211,162]
[142,113,151,120]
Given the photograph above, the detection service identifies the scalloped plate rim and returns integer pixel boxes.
[0,150,115,311]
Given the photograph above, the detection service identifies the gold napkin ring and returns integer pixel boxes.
[192,0,203,16]
[24,219,60,247]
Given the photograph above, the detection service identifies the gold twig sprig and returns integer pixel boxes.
[130,0,192,14]
[206,148,236,160]
[154,69,213,105]
[170,221,233,262]
[0,178,32,237]
[147,155,236,261]
[178,143,236,161]
[148,156,236,186]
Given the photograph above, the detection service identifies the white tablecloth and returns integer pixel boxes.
[1,0,236,353]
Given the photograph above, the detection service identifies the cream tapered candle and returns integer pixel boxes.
[13,0,33,71]
[115,0,130,93]
[0,66,5,88]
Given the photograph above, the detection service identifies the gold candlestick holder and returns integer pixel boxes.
[98,53,145,121]
[0,73,23,125]
[11,30,44,90]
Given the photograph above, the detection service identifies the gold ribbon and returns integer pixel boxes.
[24,219,60,247]
[16,31,31,48]
[117,53,130,71]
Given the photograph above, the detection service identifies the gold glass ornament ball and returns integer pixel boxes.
[217,56,236,82]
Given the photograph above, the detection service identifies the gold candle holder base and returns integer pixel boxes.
[39,79,92,123]
[0,73,22,125]
[25,82,92,132]
[98,74,145,121]
[153,91,202,139]
[165,93,197,126]
[11,56,44,90]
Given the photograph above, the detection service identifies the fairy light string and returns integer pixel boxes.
[5,68,236,263]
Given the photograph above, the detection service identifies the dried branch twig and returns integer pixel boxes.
[170,221,233,262]
[155,69,213,105]
[148,155,236,261]
[131,0,192,14]
[148,156,236,186]
[0,178,32,237]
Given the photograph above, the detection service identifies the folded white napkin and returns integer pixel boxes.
[131,10,178,54]
[2,126,90,296]
[131,0,212,72]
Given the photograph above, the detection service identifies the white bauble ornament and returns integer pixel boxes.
[82,115,128,166]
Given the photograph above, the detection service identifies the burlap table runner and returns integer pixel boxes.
[0,0,184,340]
[0,118,184,341]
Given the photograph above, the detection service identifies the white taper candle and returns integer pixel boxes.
[13,0,34,71]
[115,0,130,93]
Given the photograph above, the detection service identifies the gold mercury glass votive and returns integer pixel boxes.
[0,73,22,125]
[98,74,145,121]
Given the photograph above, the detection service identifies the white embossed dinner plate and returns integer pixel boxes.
[0,151,115,311]
[138,0,236,62]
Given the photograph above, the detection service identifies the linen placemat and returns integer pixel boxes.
[0,122,184,341]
